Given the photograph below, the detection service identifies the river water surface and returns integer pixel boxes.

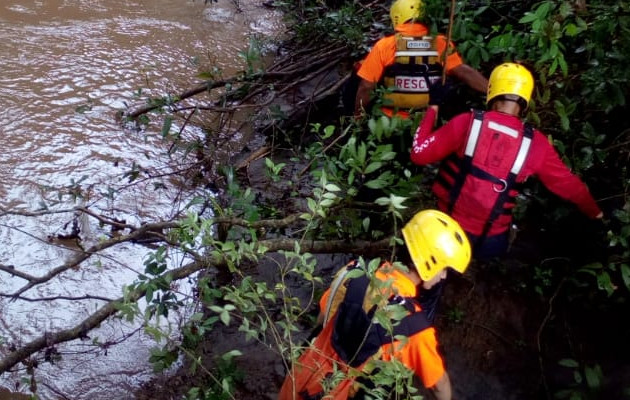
[0,1,281,398]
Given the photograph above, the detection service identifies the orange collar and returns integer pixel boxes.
[394,23,430,37]
[376,262,418,297]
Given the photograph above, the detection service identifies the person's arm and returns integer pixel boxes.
[430,371,452,400]
[449,64,489,94]
[410,109,470,166]
[534,135,602,219]
[353,36,392,117]
[404,325,452,399]
[354,79,376,118]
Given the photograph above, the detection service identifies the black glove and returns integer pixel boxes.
[428,79,451,106]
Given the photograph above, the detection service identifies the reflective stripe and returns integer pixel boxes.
[466,116,531,174]
[323,262,357,326]
[394,50,439,57]
[464,117,483,157]
[511,136,532,174]
[488,121,518,138]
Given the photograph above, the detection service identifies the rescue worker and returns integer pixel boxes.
[410,62,604,260]
[278,209,472,400]
[353,0,488,119]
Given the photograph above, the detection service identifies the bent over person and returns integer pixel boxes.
[354,0,487,119]
[278,209,472,400]
[411,62,603,260]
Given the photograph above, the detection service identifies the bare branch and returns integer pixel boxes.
[1,294,114,303]
[0,257,210,373]
[0,221,178,297]
[124,41,350,119]
[0,206,78,217]
[0,236,392,373]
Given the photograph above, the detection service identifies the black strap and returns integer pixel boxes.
[332,275,430,368]
[468,165,506,186]
[298,390,324,400]
[447,109,485,213]
[476,123,534,243]
[382,298,430,338]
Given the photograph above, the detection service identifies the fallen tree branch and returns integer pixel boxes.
[0,235,391,373]
[0,221,178,297]
[0,207,384,299]
[125,42,350,120]
[0,211,307,297]
[1,294,114,303]
[0,207,78,218]
[0,257,210,374]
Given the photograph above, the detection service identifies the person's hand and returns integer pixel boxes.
[428,79,451,106]
[582,213,610,259]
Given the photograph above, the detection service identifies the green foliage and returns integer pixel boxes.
[133,246,182,319]
[317,118,416,185]
[184,351,244,400]
[532,264,555,296]
[121,155,426,397]
[444,306,464,324]
[221,166,262,221]
[307,116,429,236]
[148,345,179,372]
[239,37,264,76]
[577,2,630,112]
[569,205,630,299]
[555,359,605,399]
[283,1,375,53]
[264,157,286,182]
[115,1,630,398]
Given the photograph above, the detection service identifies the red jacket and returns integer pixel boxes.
[411,108,602,236]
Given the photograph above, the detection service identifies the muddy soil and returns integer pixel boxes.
[135,205,630,400]
[133,158,535,400]
[134,34,630,400]
[133,249,543,400]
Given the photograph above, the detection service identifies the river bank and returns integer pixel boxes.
[2,1,628,399]
[0,1,283,398]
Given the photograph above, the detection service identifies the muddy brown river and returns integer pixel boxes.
[0,1,281,398]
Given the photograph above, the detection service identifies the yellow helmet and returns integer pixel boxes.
[487,62,535,107]
[401,209,471,281]
[390,0,424,28]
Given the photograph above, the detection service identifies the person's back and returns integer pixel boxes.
[352,0,487,119]
[411,63,602,258]
[278,210,472,400]
[279,262,438,400]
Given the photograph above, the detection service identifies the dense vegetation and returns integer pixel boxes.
[1,0,628,399]
[137,0,629,398]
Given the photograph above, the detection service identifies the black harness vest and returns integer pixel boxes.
[330,266,430,368]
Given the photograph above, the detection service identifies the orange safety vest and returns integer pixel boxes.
[278,262,430,400]
[381,34,442,110]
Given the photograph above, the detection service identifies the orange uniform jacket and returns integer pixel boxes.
[357,23,463,118]
[279,264,446,400]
